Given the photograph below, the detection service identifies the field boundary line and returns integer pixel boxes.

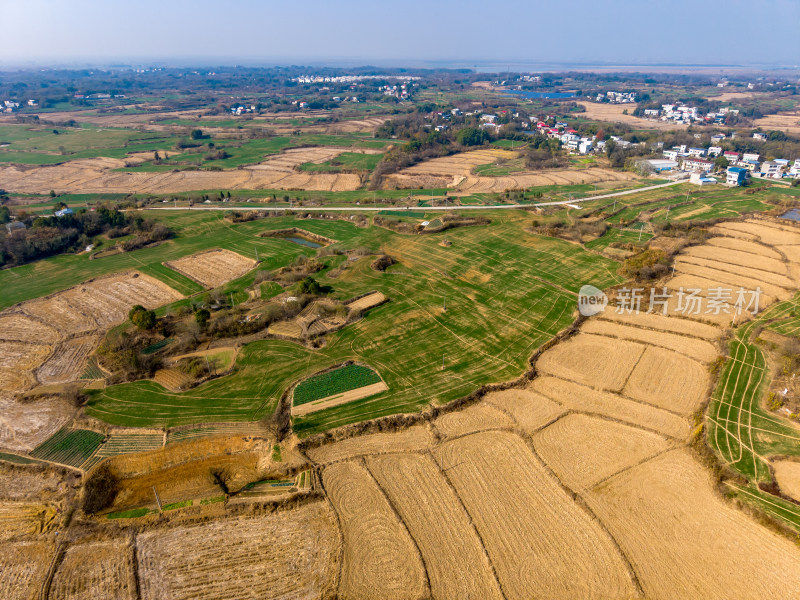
[425,448,509,600]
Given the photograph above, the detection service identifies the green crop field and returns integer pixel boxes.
[707,295,800,483]
[585,227,653,250]
[71,210,624,434]
[293,364,382,406]
[30,428,105,469]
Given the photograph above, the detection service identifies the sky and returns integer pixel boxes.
[1,0,798,68]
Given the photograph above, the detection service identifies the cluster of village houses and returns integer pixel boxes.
[642,103,739,125]
[639,136,800,186]
[2,99,37,113]
[596,91,637,103]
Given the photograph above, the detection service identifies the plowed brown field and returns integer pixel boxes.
[50,540,137,600]
[0,541,54,600]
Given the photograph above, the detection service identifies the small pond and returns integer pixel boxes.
[284,237,322,248]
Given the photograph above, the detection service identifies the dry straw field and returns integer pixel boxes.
[0,149,364,194]
[49,540,138,600]
[0,271,181,397]
[382,147,637,192]
[164,248,256,289]
[136,503,339,600]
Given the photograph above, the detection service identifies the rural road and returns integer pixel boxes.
[144,180,685,212]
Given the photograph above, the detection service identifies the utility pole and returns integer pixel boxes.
[254,245,260,262]
[230,292,235,307]
[153,486,162,512]
[443,295,446,312]
[638,222,644,242]
[442,353,445,370]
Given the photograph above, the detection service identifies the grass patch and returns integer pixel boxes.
[163,500,193,511]
[107,507,153,520]
[200,495,226,505]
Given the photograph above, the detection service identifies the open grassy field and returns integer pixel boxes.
[708,295,800,482]
[72,210,623,433]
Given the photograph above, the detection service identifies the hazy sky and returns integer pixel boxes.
[1,0,798,67]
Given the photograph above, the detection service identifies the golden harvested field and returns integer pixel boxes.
[435,431,638,600]
[0,396,73,453]
[306,424,432,464]
[581,319,718,362]
[400,149,518,177]
[266,319,304,338]
[0,502,57,541]
[533,413,672,491]
[753,111,800,135]
[586,450,800,600]
[773,460,800,501]
[535,333,644,392]
[322,461,428,600]
[713,220,800,245]
[0,156,362,194]
[577,101,684,130]
[482,388,565,432]
[50,540,137,600]
[0,541,54,600]
[137,503,339,600]
[623,346,709,413]
[345,291,386,312]
[679,248,791,281]
[670,263,789,302]
[106,438,260,511]
[706,236,784,259]
[596,310,720,340]
[366,452,504,600]
[433,402,514,439]
[247,146,372,172]
[713,91,758,102]
[164,248,256,289]
[532,376,691,439]
[684,243,788,274]
[0,341,50,373]
[677,255,797,289]
[151,368,192,392]
[383,166,636,192]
